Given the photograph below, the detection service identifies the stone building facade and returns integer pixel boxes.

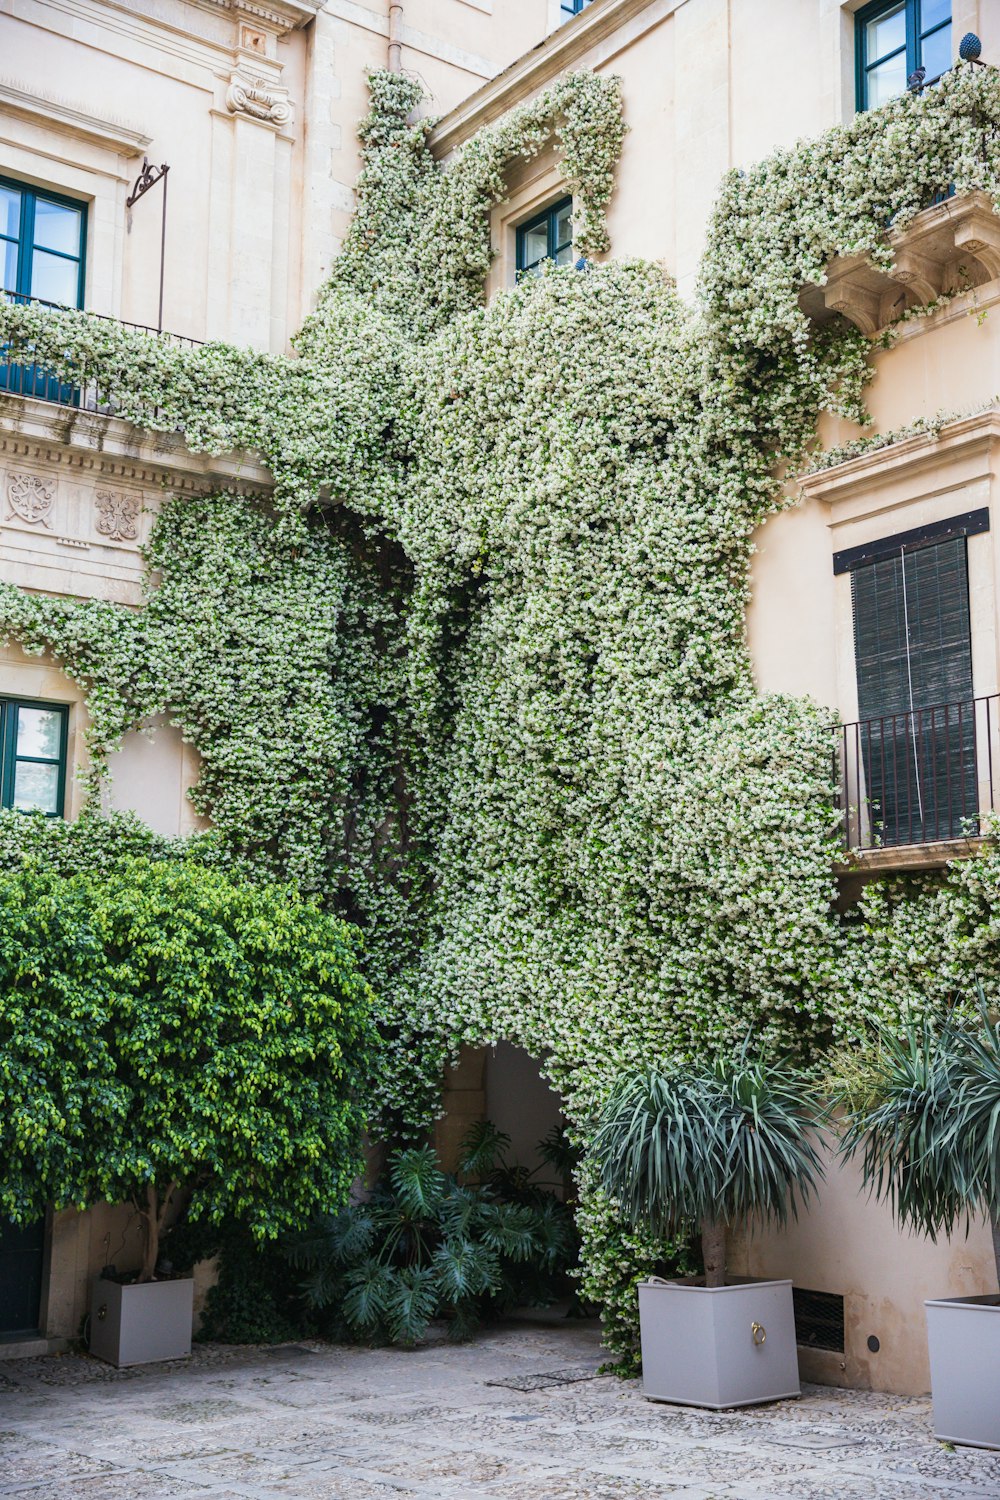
[1,0,998,1394]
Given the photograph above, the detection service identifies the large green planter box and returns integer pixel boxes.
[89,1276,193,1368]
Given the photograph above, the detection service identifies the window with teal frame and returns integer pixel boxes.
[856,0,951,111]
[516,198,574,278]
[1,178,87,400]
[0,699,69,816]
[0,178,86,308]
[561,0,596,15]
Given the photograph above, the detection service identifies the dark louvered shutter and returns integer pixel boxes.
[851,536,976,844]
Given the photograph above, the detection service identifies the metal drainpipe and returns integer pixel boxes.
[388,1,403,70]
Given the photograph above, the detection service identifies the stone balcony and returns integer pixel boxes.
[800,189,1000,335]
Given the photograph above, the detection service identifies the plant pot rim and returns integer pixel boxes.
[641,1276,793,1295]
[925,1293,1000,1311]
[97,1274,194,1288]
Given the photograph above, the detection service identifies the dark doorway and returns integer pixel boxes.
[0,1217,44,1336]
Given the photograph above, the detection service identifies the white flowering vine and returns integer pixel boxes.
[0,63,998,1364]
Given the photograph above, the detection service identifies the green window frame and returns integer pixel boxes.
[856,1,952,112]
[561,0,595,15]
[0,175,87,309]
[515,197,574,278]
[0,699,69,817]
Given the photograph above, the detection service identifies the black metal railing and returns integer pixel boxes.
[835,694,1000,851]
[0,291,203,415]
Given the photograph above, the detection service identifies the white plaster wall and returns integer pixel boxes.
[103,714,204,838]
[748,297,1000,713]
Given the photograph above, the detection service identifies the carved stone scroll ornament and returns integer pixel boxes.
[225,78,291,126]
[95,490,140,543]
[7,473,54,527]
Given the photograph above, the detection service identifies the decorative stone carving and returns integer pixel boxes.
[95,490,140,543]
[225,77,291,126]
[7,472,54,527]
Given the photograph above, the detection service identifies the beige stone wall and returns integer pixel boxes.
[0,1,556,350]
[447,0,984,298]
[730,1142,998,1396]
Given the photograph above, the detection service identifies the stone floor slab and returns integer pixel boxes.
[1,1323,999,1498]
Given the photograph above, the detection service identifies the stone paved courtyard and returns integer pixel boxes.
[1,1322,999,1499]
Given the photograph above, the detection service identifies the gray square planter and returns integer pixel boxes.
[638,1277,800,1410]
[925,1295,1000,1451]
[89,1276,193,1368]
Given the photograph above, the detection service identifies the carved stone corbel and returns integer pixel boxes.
[890,246,943,305]
[225,76,292,127]
[822,258,883,335]
[953,206,1000,281]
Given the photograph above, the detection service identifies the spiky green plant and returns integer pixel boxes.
[836,998,1000,1288]
[286,1124,579,1345]
[591,1043,824,1287]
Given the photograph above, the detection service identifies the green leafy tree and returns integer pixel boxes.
[0,859,376,1281]
[592,1042,823,1287]
[835,997,1000,1289]
[288,1123,579,1345]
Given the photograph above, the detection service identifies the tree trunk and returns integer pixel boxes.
[991,1215,1000,1295]
[701,1218,727,1289]
[137,1181,177,1283]
[138,1183,160,1284]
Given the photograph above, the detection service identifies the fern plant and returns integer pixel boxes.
[286,1124,579,1345]
[835,996,1000,1289]
[592,1041,824,1287]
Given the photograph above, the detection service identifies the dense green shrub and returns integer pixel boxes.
[288,1123,580,1346]
[0,859,376,1279]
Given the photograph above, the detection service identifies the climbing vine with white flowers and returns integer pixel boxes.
[2,63,1000,1362]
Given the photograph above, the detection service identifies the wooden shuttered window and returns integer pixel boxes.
[850,534,977,845]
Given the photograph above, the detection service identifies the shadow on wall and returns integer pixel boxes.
[485,1042,566,1198]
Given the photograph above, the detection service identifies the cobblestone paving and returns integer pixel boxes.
[1,1323,999,1499]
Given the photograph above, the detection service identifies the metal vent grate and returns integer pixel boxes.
[793,1288,845,1353]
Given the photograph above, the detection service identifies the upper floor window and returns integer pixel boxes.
[0,699,69,816]
[561,0,596,15]
[856,1,951,110]
[516,198,573,278]
[0,177,86,309]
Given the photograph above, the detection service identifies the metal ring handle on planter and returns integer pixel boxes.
[751,1321,766,1346]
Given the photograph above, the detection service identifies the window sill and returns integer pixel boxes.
[835,836,988,877]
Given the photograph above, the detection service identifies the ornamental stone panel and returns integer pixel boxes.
[94,490,141,544]
[6,473,55,528]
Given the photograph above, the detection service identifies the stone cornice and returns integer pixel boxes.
[0,395,274,497]
[799,408,1000,507]
[155,0,318,29]
[428,0,675,159]
[0,79,151,157]
[228,0,318,28]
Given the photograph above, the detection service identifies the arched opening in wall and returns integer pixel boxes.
[436,1042,570,1195]
[484,1041,568,1200]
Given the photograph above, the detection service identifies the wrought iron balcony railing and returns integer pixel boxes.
[835,694,1000,852]
[0,291,202,415]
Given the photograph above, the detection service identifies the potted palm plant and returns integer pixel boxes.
[836,1004,1000,1451]
[593,1043,822,1409]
